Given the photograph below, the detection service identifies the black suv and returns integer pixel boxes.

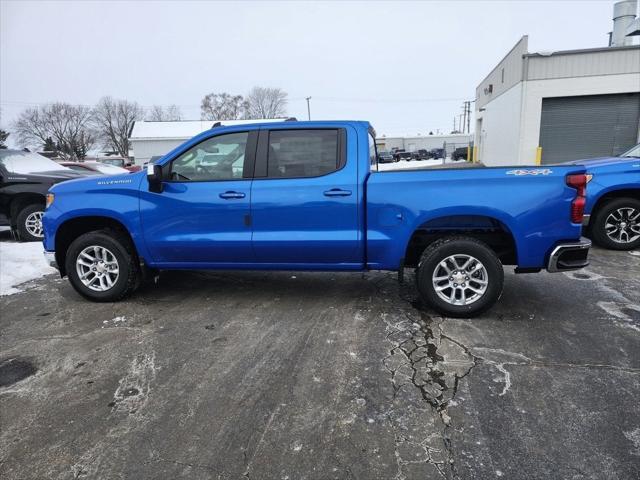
[452,147,468,161]
[0,150,88,241]
[411,149,430,160]
[377,151,396,163]
[394,150,413,162]
[429,148,445,159]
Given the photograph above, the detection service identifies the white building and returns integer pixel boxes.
[376,133,473,154]
[475,2,640,166]
[129,119,284,165]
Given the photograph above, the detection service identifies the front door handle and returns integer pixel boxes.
[219,191,246,199]
[323,188,352,197]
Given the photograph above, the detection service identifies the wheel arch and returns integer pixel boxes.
[590,188,640,219]
[9,193,46,226]
[403,214,518,268]
[54,216,138,277]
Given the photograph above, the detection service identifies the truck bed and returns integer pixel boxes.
[365,164,586,270]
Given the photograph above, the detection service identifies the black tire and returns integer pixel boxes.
[590,197,640,251]
[16,203,45,242]
[65,230,140,302]
[415,236,504,318]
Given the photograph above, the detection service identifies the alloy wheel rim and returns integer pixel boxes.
[432,254,489,306]
[25,211,44,238]
[75,246,120,292]
[605,207,640,244]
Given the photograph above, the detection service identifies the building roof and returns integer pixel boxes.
[524,44,640,58]
[379,133,473,140]
[129,119,285,141]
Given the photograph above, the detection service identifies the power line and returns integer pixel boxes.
[0,95,468,109]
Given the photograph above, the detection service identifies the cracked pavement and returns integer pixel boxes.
[1,247,639,479]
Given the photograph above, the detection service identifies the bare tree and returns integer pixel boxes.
[147,104,183,121]
[244,87,288,119]
[93,96,144,158]
[0,129,8,149]
[13,103,95,159]
[200,93,245,120]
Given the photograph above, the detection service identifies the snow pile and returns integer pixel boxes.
[378,158,467,171]
[0,241,57,295]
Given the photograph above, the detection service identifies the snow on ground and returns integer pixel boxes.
[377,158,467,171]
[0,236,56,296]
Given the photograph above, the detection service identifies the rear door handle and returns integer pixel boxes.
[219,191,246,199]
[323,188,352,197]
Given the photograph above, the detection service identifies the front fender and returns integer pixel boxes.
[43,174,151,262]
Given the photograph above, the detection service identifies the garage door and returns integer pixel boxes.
[539,92,640,164]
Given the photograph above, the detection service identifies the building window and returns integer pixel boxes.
[501,68,505,84]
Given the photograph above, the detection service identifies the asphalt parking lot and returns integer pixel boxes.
[1,245,639,480]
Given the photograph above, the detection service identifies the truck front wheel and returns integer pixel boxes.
[415,236,504,318]
[65,230,140,302]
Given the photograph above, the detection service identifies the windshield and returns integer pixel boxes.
[621,143,640,158]
[0,151,72,174]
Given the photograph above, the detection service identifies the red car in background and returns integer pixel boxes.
[59,161,130,175]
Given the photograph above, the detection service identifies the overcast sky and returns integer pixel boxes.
[0,0,620,142]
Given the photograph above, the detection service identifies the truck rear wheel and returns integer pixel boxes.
[590,197,640,250]
[65,230,139,302]
[16,203,45,242]
[415,236,504,318]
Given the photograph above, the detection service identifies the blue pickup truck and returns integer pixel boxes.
[42,120,591,317]
[574,143,640,251]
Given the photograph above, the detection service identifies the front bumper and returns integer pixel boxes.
[546,238,591,273]
[44,251,58,270]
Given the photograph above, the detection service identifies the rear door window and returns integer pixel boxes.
[266,129,341,179]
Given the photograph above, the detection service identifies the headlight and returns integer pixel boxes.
[46,193,55,208]
[585,174,593,183]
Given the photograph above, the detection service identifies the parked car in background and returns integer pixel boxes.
[394,150,413,162]
[411,149,430,161]
[44,120,590,317]
[429,148,445,159]
[377,151,396,163]
[60,161,129,176]
[0,150,88,241]
[573,143,640,250]
[95,157,142,172]
[452,147,468,161]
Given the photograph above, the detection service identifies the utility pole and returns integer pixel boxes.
[460,100,473,134]
[461,103,467,134]
[465,100,472,134]
[305,96,312,120]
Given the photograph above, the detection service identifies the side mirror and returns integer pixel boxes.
[147,163,163,193]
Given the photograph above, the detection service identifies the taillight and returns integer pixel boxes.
[566,174,587,223]
[570,196,586,223]
[566,174,587,196]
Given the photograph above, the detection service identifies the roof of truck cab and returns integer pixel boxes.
[211,120,370,129]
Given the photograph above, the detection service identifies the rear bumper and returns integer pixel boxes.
[546,238,591,273]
